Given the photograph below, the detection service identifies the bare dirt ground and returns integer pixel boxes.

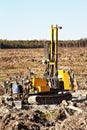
[0,49,45,83]
[0,47,87,130]
[0,47,87,87]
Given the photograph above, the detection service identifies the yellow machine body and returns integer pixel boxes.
[58,69,72,90]
[31,78,50,93]
[31,69,72,93]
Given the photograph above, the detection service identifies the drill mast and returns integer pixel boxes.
[44,25,58,78]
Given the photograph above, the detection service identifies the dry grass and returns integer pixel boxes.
[0,47,87,88]
[0,49,45,82]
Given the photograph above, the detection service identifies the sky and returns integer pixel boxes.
[0,0,87,40]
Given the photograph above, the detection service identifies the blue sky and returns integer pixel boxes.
[0,0,87,40]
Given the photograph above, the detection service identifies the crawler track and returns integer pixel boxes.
[28,92,72,105]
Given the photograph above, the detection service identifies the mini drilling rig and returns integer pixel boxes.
[28,25,78,104]
[2,25,78,106]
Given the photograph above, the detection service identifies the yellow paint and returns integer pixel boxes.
[58,69,72,90]
[36,86,50,93]
[31,78,50,93]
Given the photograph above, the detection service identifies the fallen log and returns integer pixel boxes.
[67,105,82,113]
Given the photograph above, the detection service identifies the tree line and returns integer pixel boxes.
[0,38,87,49]
[59,39,87,47]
